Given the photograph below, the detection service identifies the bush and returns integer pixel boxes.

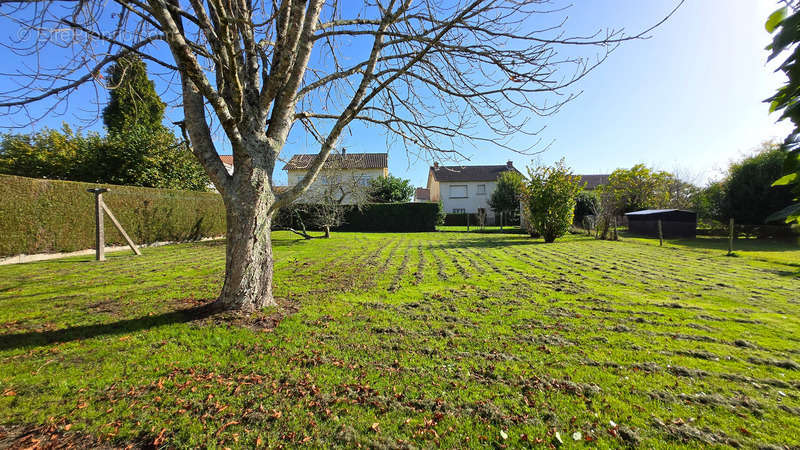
[0,174,226,257]
[276,202,443,232]
[574,191,597,223]
[523,159,584,243]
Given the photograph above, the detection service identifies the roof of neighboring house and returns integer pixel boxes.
[219,155,234,166]
[283,152,388,170]
[430,164,520,182]
[576,174,609,190]
[414,188,430,201]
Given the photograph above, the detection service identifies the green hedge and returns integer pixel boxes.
[340,202,444,232]
[443,212,480,226]
[275,202,443,232]
[0,174,226,256]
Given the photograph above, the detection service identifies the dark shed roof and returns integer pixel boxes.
[625,209,694,216]
[625,209,697,221]
[283,153,388,170]
[431,165,520,182]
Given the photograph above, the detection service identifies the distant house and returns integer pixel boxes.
[425,161,522,225]
[413,188,430,202]
[219,155,234,175]
[576,174,610,191]
[283,151,388,205]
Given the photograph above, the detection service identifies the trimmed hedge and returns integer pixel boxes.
[340,202,444,232]
[0,174,226,257]
[275,202,444,232]
[443,212,479,226]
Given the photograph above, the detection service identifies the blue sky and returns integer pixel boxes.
[0,1,791,188]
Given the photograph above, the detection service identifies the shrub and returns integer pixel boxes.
[574,191,597,223]
[522,159,584,243]
[0,174,225,257]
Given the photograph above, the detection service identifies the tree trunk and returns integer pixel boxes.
[215,187,276,312]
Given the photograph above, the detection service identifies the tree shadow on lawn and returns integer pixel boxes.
[427,235,589,250]
[0,303,219,352]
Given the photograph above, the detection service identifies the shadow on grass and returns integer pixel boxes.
[623,232,800,253]
[0,303,217,352]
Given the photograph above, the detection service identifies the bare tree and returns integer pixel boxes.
[0,0,682,312]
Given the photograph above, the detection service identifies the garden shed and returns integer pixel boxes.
[625,209,697,238]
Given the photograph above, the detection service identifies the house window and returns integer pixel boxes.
[449,185,467,198]
[358,175,371,186]
[453,208,466,214]
[476,184,486,195]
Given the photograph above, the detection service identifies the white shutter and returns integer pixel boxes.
[449,185,467,198]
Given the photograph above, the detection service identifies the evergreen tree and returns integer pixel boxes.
[102,55,166,133]
[488,171,524,224]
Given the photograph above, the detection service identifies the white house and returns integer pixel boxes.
[423,161,522,225]
[283,151,388,205]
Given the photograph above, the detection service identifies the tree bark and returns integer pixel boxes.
[216,184,276,311]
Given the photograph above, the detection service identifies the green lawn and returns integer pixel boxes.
[1,232,799,448]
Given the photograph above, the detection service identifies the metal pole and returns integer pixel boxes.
[658,219,663,246]
[88,188,109,261]
[728,218,734,256]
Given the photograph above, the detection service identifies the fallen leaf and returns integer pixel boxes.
[572,431,582,441]
[500,430,508,440]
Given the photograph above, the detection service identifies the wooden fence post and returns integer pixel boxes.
[728,218,734,256]
[88,188,108,261]
[102,202,141,256]
[658,219,663,246]
[88,187,141,261]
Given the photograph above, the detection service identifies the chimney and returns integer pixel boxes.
[433,162,439,169]
[506,160,513,169]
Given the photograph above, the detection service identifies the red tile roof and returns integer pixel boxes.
[219,155,233,166]
[283,153,388,170]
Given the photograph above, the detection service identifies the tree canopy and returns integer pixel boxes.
[0,55,210,191]
[765,5,800,223]
[368,175,414,203]
[102,55,167,134]
[718,142,793,225]
[488,171,525,219]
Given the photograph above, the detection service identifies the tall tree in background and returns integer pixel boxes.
[103,55,166,134]
[488,171,524,225]
[0,0,681,312]
[718,142,793,225]
[97,55,210,190]
[766,5,800,224]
